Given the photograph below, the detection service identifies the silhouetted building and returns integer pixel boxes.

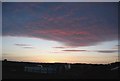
[24,64,71,74]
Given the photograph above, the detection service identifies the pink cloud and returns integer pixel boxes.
[32,29,90,37]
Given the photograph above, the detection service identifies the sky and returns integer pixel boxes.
[2,2,119,64]
[1,0,120,2]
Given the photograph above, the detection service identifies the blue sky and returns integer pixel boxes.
[2,2,119,64]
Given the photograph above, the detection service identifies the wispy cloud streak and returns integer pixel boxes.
[15,43,34,49]
[96,50,118,53]
[62,50,87,52]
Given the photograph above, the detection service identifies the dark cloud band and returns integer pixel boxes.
[3,2,118,47]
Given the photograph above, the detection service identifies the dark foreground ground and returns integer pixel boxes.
[2,61,119,80]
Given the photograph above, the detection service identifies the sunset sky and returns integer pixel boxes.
[2,2,119,64]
